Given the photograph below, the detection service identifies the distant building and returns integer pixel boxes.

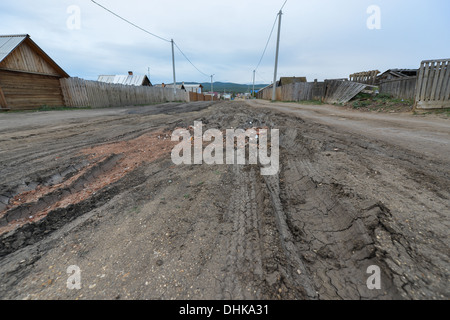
[376,69,418,84]
[183,84,204,94]
[278,77,307,86]
[154,83,185,90]
[154,83,204,93]
[0,34,69,110]
[97,71,152,86]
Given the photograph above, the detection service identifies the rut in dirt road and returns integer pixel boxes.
[0,101,448,300]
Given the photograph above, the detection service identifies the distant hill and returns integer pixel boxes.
[184,82,269,94]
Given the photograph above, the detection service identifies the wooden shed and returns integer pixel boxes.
[0,34,69,110]
[376,69,418,85]
[278,77,307,86]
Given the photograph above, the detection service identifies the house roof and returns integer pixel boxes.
[154,84,185,90]
[97,75,151,86]
[279,77,307,86]
[183,84,203,89]
[183,84,204,92]
[0,34,69,77]
[379,69,418,77]
[258,83,273,91]
[0,34,27,63]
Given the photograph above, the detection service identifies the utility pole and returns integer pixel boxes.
[253,70,256,98]
[210,74,215,101]
[272,10,283,101]
[171,39,177,95]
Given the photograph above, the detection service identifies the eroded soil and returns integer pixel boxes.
[0,101,448,300]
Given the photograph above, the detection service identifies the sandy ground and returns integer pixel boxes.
[0,100,448,300]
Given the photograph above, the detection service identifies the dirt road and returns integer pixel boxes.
[0,101,448,300]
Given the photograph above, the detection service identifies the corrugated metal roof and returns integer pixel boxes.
[0,34,28,63]
[97,75,150,86]
[154,84,185,90]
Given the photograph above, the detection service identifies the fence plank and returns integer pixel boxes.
[415,59,450,109]
[420,62,431,101]
[439,61,450,102]
[430,61,442,100]
[379,77,417,100]
[59,77,189,108]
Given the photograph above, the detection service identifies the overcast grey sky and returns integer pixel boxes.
[1,0,449,84]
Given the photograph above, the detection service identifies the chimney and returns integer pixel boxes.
[128,71,133,76]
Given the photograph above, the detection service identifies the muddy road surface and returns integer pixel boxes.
[0,101,448,300]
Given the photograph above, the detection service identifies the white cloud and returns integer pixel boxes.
[1,0,449,84]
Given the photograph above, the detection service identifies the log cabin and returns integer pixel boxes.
[0,34,69,110]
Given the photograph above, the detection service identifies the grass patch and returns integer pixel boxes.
[37,105,92,112]
[346,93,414,113]
[415,108,450,117]
[352,100,372,109]
[4,106,92,113]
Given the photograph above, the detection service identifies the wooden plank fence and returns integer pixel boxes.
[312,80,327,101]
[280,82,310,101]
[256,85,281,100]
[349,70,380,85]
[255,59,449,110]
[278,81,326,101]
[60,77,189,108]
[323,80,367,104]
[414,59,450,109]
[257,80,365,104]
[379,76,417,100]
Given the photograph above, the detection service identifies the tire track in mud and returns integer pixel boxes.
[0,101,448,300]
[278,158,398,299]
[219,167,264,299]
[198,104,448,300]
[216,165,310,300]
[275,126,405,299]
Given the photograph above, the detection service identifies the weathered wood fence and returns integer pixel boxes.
[323,80,367,104]
[259,80,367,104]
[414,59,450,109]
[349,70,380,85]
[276,81,327,102]
[60,77,189,108]
[256,86,281,101]
[379,76,417,100]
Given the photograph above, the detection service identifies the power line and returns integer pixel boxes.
[173,41,210,78]
[256,71,270,84]
[91,0,171,43]
[91,0,211,80]
[253,0,288,73]
[254,14,278,72]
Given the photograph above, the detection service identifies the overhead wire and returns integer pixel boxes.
[91,0,171,43]
[254,14,278,72]
[173,41,210,78]
[253,0,288,76]
[91,0,211,79]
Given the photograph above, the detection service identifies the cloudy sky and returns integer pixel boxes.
[1,0,449,84]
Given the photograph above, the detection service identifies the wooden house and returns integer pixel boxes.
[0,34,69,110]
[183,84,204,94]
[278,77,307,86]
[376,69,418,85]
